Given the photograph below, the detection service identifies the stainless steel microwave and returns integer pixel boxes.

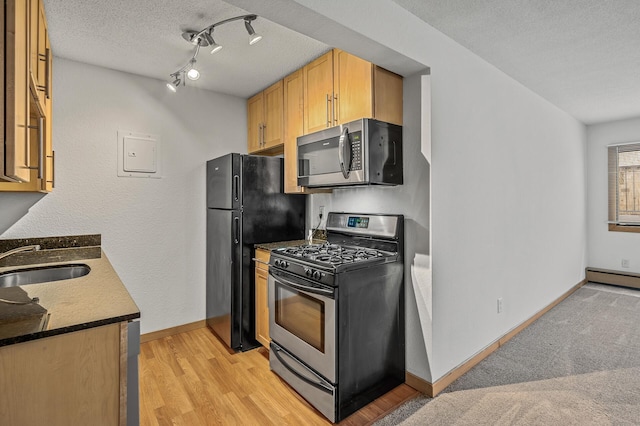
[297,118,403,188]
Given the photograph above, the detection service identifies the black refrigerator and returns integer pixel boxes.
[206,153,306,351]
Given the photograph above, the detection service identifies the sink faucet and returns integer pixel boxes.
[0,244,41,261]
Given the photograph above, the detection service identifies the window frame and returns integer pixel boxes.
[608,142,640,233]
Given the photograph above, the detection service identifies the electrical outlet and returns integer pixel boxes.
[497,297,504,314]
[622,259,630,268]
[319,205,324,219]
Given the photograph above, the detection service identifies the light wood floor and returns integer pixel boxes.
[140,327,420,425]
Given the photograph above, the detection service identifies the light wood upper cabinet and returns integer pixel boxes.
[303,51,334,134]
[373,66,404,126]
[283,69,304,193]
[247,80,284,154]
[301,49,403,137]
[247,91,263,153]
[263,81,284,149]
[3,0,31,183]
[1,0,54,192]
[333,49,373,125]
[30,0,50,112]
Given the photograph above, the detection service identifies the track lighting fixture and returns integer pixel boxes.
[167,14,262,92]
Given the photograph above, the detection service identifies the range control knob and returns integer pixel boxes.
[274,259,282,267]
[281,261,289,269]
[312,270,321,280]
[304,267,313,277]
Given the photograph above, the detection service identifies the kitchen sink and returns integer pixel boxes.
[0,264,91,288]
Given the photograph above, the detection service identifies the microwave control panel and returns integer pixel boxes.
[350,132,362,170]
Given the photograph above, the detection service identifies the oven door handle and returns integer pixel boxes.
[272,344,334,395]
[271,272,334,297]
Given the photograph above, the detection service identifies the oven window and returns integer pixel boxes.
[275,284,325,352]
[298,138,341,177]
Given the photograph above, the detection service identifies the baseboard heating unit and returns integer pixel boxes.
[586,268,640,290]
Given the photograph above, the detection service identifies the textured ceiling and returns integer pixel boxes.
[391,0,640,124]
[43,0,329,98]
[44,0,640,124]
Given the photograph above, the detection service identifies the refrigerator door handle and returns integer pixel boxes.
[234,217,240,244]
[233,175,240,202]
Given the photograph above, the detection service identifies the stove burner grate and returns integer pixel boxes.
[276,242,388,266]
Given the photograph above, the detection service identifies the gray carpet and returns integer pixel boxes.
[375,283,640,425]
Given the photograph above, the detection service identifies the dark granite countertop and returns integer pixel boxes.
[0,249,140,347]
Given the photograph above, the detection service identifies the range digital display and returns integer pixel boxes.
[347,216,369,228]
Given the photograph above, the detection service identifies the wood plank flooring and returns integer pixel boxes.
[139,327,419,425]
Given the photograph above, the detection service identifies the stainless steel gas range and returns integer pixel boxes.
[268,212,405,423]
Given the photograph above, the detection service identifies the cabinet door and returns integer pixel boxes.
[255,249,270,348]
[283,70,304,193]
[42,29,53,192]
[303,50,333,134]
[373,66,403,126]
[255,267,270,348]
[247,92,264,153]
[3,0,31,183]
[0,323,122,425]
[333,49,373,125]
[262,80,283,150]
[37,0,49,99]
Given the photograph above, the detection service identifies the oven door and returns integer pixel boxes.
[297,120,367,187]
[268,268,336,383]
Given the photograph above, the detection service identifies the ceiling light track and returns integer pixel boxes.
[167,14,262,92]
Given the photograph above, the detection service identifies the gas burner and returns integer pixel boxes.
[274,242,390,267]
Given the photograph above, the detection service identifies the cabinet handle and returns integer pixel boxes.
[46,151,55,188]
[333,94,338,124]
[257,123,262,148]
[37,48,50,99]
[262,123,266,147]
[25,119,43,179]
[258,123,261,147]
[37,117,43,179]
[44,48,50,99]
[326,94,331,127]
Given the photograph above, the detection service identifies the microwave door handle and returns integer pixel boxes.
[338,127,351,179]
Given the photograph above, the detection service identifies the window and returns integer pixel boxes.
[608,142,640,232]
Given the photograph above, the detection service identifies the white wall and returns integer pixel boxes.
[0,58,247,334]
[239,0,588,382]
[587,117,640,273]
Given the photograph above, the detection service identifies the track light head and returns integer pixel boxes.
[187,68,200,80]
[244,19,262,45]
[187,59,200,80]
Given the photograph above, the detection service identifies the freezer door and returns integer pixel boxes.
[241,155,283,208]
[207,153,241,210]
[206,208,242,349]
[241,155,306,244]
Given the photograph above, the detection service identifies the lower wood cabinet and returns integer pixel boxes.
[255,248,270,348]
[0,322,128,426]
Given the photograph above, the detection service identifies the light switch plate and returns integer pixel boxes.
[117,130,161,178]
